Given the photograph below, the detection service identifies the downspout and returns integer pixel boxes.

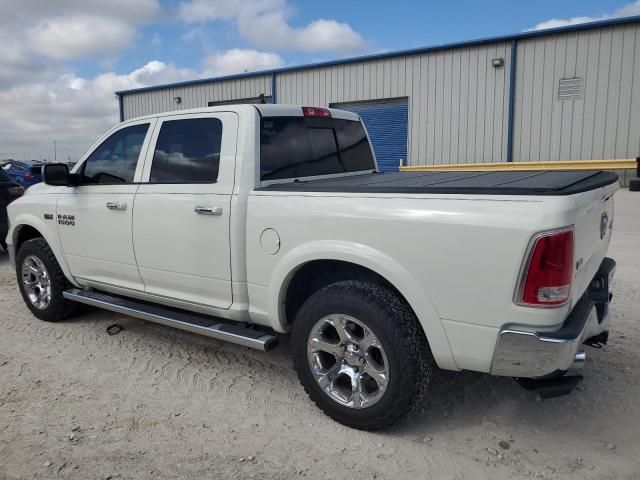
[506,39,517,163]
[117,94,124,122]
[271,73,277,104]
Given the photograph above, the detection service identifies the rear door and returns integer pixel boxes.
[132,112,237,309]
[57,119,155,290]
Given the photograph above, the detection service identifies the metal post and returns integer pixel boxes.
[118,94,124,122]
[506,39,518,163]
[636,156,640,178]
[271,73,277,104]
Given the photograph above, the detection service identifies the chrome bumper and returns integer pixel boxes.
[8,244,16,269]
[491,258,615,378]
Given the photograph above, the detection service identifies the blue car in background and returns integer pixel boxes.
[1,160,44,187]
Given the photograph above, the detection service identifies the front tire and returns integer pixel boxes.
[292,280,434,430]
[16,238,78,322]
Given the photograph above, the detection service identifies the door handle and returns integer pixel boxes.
[106,201,127,211]
[194,205,223,216]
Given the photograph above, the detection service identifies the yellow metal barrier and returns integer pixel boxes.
[400,159,638,172]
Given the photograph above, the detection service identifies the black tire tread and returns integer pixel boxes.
[16,237,78,322]
[292,280,434,430]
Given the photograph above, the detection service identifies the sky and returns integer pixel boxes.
[1,0,639,162]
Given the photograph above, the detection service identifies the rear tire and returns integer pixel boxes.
[629,177,640,192]
[292,280,433,430]
[16,238,78,322]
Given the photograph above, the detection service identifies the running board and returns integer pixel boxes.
[63,289,278,351]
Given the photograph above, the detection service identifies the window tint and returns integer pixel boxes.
[334,120,378,172]
[260,117,375,181]
[150,118,222,183]
[82,124,149,184]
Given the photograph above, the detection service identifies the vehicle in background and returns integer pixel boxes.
[0,169,24,250]
[1,160,44,188]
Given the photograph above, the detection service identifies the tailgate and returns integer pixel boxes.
[571,181,618,306]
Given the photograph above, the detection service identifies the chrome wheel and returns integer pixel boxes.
[307,314,389,409]
[21,255,52,310]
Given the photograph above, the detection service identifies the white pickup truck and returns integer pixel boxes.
[6,104,617,429]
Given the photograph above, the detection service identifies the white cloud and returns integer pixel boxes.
[530,0,640,30]
[29,15,135,60]
[238,14,364,53]
[178,0,365,53]
[0,0,362,161]
[202,48,284,76]
[1,0,160,23]
[0,52,283,161]
[178,0,249,22]
[0,0,165,159]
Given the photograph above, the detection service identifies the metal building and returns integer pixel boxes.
[116,16,640,171]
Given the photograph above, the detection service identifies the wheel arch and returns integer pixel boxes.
[269,241,458,371]
[10,216,80,288]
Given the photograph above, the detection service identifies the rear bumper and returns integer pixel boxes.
[490,257,615,378]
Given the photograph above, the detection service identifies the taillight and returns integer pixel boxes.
[302,106,331,118]
[7,186,24,198]
[24,173,33,180]
[517,228,574,307]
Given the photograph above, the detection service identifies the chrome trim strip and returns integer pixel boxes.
[63,289,277,351]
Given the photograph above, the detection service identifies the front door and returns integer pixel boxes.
[57,119,155,290]
[132,112,237,309]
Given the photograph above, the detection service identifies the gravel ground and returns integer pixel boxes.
[1,189,638,480]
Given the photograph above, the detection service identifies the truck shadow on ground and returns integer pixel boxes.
[68,304,621,440]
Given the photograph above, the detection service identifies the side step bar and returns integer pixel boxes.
[63,289,278,351]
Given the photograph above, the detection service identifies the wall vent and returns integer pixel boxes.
[558,77,583,100]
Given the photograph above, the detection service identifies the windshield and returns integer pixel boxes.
[260,116,375,181]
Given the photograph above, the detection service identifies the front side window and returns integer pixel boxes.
[149,118,223,183]
[82,123,149,184]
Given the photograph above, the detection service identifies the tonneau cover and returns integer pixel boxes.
[256,170,619,196]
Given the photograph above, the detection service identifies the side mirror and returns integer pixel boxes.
[43,163,71,186]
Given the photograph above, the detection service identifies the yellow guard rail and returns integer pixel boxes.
[400,158,638,172]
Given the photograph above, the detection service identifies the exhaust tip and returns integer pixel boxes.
[571,349,586,371]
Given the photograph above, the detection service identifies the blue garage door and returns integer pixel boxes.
[331,98,408,172]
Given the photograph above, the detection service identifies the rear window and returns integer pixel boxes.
[150,118,222,183]
[260,116,375,181]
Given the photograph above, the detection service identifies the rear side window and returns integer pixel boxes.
[260,117,375,181]
[82,123,149,184]
[150,118,222,183]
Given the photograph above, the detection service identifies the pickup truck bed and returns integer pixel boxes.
[257,170,619,196]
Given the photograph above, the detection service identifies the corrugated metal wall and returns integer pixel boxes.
[120,22,640,166]
[513,23,640,161]
[332,98,409,171]
[276,42,511,165]
[121,75,272,120]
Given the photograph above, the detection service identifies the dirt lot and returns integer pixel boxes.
[1,190,638,480]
